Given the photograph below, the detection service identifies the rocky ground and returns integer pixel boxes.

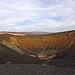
[0,64,75,75]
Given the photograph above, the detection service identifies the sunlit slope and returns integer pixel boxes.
[0,30,75,60]
[17,31,75,59]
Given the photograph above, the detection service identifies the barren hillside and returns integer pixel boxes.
[0,30,75,61]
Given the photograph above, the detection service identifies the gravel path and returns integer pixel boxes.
[0,64,75,75]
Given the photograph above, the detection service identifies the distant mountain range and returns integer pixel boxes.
[0,31,51,36]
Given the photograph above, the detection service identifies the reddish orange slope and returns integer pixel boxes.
[16,30,75,60]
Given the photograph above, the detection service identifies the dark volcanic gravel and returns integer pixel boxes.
[0,64,75,75]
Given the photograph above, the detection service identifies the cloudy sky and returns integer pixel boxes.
[0,0,75,32]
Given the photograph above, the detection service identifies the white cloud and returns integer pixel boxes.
[0,0,75,32]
